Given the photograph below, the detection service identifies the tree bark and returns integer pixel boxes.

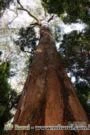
[10,26,89,135]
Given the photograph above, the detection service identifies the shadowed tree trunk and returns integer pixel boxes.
[10,26,89,135]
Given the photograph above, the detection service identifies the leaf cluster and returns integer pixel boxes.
[0,62,18,134]
[15,26,37,53]
[0,0,13,16]
[42,0,90,24]
[59,29,90,109]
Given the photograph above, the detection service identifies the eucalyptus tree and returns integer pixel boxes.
[10,0,90,135]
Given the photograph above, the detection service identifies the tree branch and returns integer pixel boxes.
[30,22,41,27]
[48,15,54,22]
[8,9,18,25]
[17,0,40,24]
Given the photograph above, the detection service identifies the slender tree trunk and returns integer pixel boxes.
[10,26,89,135]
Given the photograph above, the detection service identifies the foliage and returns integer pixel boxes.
[0,0,13,16]
[76,82,90,109]
[59,29,90,108]
[0,62,18,134]
[42,0,90,24]
[15,25,37,54]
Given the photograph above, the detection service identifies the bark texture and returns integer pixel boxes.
[10,26,89,135]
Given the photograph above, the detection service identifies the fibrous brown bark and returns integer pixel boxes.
[10,26,89,135]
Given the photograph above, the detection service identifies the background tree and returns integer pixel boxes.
[0,1,19,134]
[59,29,90,115]
[0,61,18,134]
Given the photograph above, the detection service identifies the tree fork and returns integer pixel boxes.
[10,26,89,135]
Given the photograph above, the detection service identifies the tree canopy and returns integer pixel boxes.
[42,0,90,24]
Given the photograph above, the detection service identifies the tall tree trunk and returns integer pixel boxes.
[10,26,89,135]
